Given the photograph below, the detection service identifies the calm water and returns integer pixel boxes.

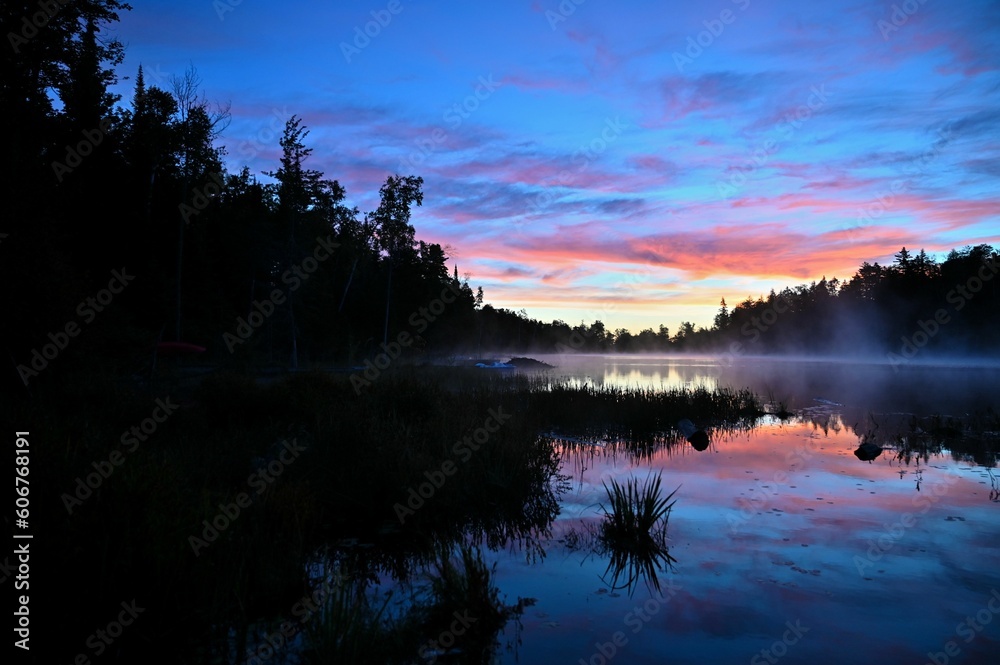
[482,356,1000,664]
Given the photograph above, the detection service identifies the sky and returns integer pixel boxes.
[107,0,1000,334]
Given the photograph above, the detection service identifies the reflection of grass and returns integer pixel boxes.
[304,545,522,664]
[303,577,408,665]
[20,366,753,660]
[765,390,793,419]
[424,544,518,662]
[597,473,678,595]
[853,409,1000,468]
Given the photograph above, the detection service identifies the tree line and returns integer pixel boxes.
[465,244,998,359]
[3,2,996,389]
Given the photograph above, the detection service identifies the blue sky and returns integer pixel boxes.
[108,0,1000,332]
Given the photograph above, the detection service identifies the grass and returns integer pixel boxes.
[597,472,679,595]
[303,544,521,664]
[12,366,761,660]
[302,578,404,665]
[765,389,794,419]
[599,473,677,547]
[423,544,520,662]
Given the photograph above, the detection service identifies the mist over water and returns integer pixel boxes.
[524,353,1000,416]
[479,353,1000,664]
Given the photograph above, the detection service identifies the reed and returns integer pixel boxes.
[598,472,677,547]
[597,472,678,594]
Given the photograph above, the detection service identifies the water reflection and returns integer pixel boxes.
[482,358,1000,664]
[530,353,1000,418]
[310,357,999,664]
[491,415,999,664]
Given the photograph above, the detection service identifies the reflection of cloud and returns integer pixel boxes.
[539,398,999,661]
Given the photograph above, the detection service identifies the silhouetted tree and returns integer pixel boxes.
[370,175,424,344]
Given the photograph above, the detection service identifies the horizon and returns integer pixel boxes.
[107,0,998,333]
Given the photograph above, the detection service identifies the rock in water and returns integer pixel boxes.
[678,419,710,451]
[854,442,883,461]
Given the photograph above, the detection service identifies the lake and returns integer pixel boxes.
[466,355,1000,664]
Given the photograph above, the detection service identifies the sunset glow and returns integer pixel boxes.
[112,0,999,331]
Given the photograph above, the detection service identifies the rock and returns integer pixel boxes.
[854,442,883,461]
[678,419,710,451]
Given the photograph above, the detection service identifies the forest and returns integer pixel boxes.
[4,1,998,395]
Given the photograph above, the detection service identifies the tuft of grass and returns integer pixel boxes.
[599,473,677,547]
[597,473,678,595]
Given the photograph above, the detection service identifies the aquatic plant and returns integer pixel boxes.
[22,365,765,660]
[303,578,406,665]
[424,544,515,660]
[598,472,677,546]
[597,472,678,595]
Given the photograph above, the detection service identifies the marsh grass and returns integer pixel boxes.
[18,366,757,660]
[529,382,763,438]
[424,544,518,661]
[597,472,678,595]
[304,544,519,664]
[599,474,676,545]
[303,578,413,665]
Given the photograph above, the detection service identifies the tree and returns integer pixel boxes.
[170,66,228,341]
[264,116,343,367]
[370,175,424,344]
[2,0,130,193]
[713,298,730,331]
[893,247,912,274]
